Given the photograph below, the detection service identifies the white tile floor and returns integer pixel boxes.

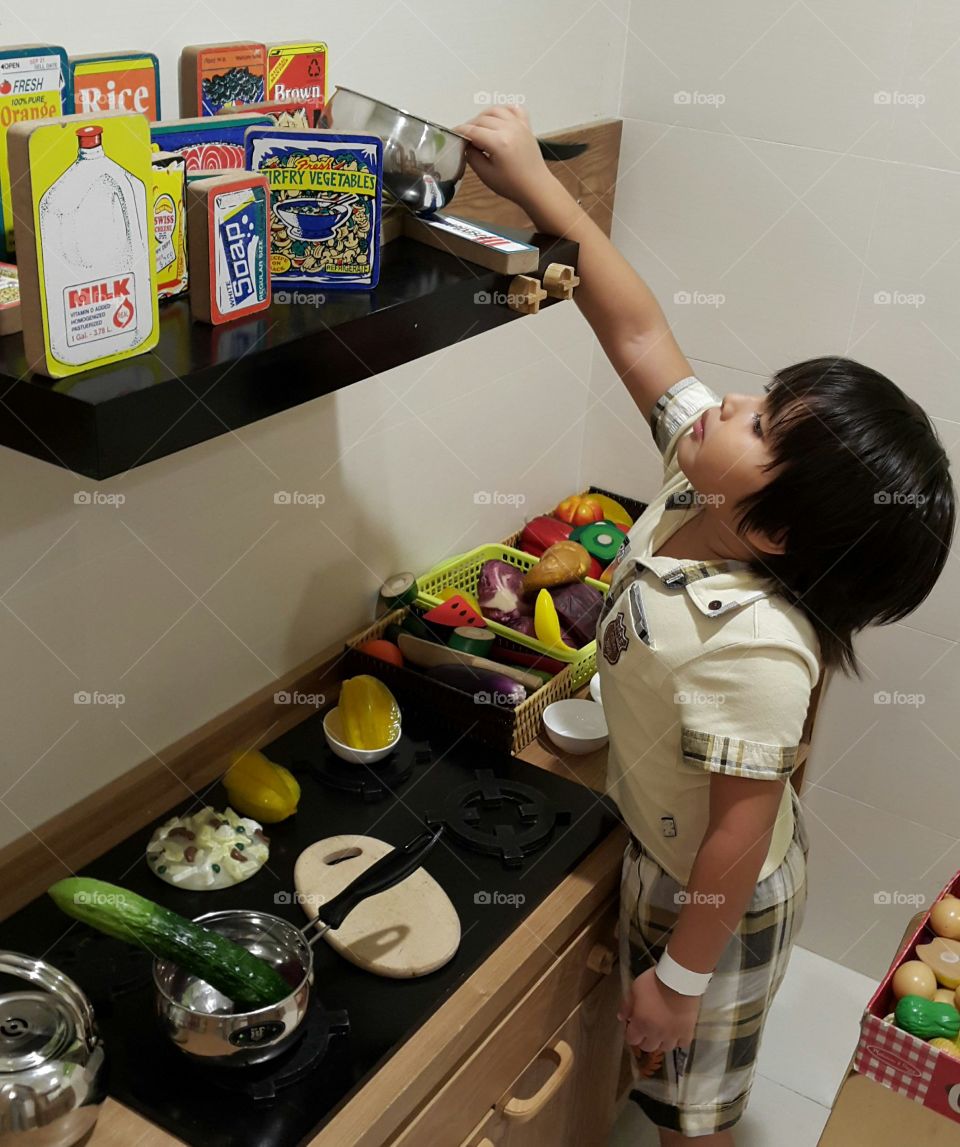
[609,947,876,1145]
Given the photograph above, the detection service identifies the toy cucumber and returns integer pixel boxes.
[48,877,291,1008]
[894,994,960,1040]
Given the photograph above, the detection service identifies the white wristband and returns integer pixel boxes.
[655,949,713,997]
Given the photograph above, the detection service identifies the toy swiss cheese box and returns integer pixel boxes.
[152,150,188,300]
[0,44,69,257]
[150,114,272,177]
[9,111,159,378]
[179,42,267,117]
[265,42,327,109]
[69,52,160,119]
[186,173,270,325]
[245,127,382,291]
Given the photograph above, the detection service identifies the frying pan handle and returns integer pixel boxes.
[314,825,444,931]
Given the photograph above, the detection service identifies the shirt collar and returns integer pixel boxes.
[624,554,771,616]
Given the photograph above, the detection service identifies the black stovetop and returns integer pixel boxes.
[0,706,617,1147]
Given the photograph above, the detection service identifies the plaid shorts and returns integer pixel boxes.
[618,784,810,1138]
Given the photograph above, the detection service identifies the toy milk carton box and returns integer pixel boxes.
[265,42,327,110]
[150,113,272,177]
[0,44,69,257]
[245,127,382,290]
[179,42,267,116]
[152,150,188,300]
[69,52,161,119]
[9,112,159,378]
[186,173,270,325]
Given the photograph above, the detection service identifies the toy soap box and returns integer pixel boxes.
[186,173,271,325]
[69,52,160,120]
[179,42,267,117]
[152,150,188,300]
[0,44,70,258]
[150,113,272,178]
[9,111,159,378]
[265,42,327,110]
[245,127,383,290]
[853,868,960,1126]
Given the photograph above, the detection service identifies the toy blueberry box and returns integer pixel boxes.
[244,127,382,290]
[10,111,158,378]
[179,42,267,117]
[0,44,69,257]
[69,51,160,119]
[186,173,270,325]
[150,113,272,177]
[854,869,960,1125]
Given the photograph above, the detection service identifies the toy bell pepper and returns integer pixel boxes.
[224,749,300,823]
[553,494,604,527]
[339,675,401,750]
[895,995,960,1040]
[519,516,572,558]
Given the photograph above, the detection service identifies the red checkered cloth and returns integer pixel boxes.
[855,1011,941,1104]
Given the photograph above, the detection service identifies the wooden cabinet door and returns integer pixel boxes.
[461,969,623,1147]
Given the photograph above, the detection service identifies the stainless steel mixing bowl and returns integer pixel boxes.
[322,86,468,213]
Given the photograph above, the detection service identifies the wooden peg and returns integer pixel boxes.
[507,274,548,315]
[542,262,580,300]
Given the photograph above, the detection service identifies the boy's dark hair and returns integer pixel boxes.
[735,356,955,677]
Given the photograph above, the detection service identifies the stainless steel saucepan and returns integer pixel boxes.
[153,825,443,1067]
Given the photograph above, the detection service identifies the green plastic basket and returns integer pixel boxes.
[415,543,607,690]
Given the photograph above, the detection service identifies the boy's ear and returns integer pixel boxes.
[747,526,788,556]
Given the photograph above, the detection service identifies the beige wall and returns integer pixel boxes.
[585,0,960,978]
[0,1,630,849]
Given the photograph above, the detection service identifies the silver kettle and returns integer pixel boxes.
[0,952,106,1147]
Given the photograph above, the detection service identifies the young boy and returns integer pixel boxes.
[455,105,955,1143]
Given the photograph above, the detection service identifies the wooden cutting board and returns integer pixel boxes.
[293,835,461,978]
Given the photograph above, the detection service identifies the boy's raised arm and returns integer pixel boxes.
[455,105,692,422]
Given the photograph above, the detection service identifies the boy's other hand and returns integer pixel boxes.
[618,966,702,1054]
[453,105,552,212]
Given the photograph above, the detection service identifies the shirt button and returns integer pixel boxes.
[708,599,722,611]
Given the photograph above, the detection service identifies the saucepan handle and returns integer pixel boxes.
[309,825,444,935]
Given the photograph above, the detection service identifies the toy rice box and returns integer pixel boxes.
[152,150,188,300]
[245,127,382,290]
[69,51,160,119]
[186,173,270,325]
[180,42,267,117]
[0,44,69,256]
[10,112,158,378]
[150,114,272,177]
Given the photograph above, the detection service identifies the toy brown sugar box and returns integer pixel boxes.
[10,111,159,378]
[179,42,267,117]
[186,172,271,325]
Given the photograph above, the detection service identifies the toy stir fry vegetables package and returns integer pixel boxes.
[244,127,382,290]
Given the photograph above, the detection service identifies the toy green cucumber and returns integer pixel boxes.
[894,994,960,1040]
[48,877,290,1009]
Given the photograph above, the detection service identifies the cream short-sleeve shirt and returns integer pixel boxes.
[597,377,821,885]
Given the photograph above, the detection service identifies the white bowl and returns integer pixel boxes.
[589,672,602,705]
[323,706,400,764]
[542,699,609,755]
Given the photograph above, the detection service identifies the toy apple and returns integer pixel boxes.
[931,896,960,941]
[893,959,938,1000]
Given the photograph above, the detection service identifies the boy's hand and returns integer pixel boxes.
[452,105,552,212]
[618,967,701,1054]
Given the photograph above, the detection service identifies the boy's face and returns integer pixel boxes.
[675,390,786,554]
